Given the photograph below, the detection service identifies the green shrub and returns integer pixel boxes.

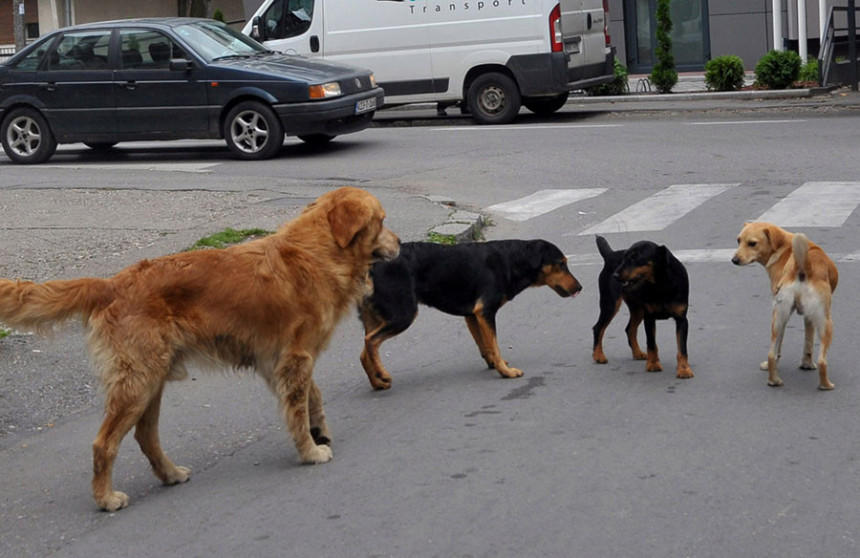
[212,8,225,22]
[650,0,678,93]
[586,58,629,96]
[704,55,746,91]
[798,59,820,84]
[754,49,802,89]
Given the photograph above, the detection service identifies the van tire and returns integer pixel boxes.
[466,72,521,125]
[524,93,569,116]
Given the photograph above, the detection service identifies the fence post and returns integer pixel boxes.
[849,0,858,91]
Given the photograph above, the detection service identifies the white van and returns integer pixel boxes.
[242,0,615,124]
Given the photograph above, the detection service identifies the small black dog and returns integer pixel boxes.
[358,239,582,389]
[592,236,693,378]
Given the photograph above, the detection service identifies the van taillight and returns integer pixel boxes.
[550,4,562,52]
[603,0,611,45]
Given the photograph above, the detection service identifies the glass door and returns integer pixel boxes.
[624,0,710,73]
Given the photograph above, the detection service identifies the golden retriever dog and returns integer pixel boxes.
[732,222,838,390]
[0,187,400,511]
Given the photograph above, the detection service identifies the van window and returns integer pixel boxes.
[262,0,315,40]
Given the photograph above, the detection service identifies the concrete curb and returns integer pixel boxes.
[424,195,486,243]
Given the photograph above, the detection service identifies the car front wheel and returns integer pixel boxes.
[223,101,284,160]
[1,108,58,164]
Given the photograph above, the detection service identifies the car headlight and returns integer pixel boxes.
[308,82,342,99]
[369,73,377,88]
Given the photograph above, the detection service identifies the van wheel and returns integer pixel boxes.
[524,93,569,116]
[224,101,284,160]
[1,107,57,164]
[467,72,521,125]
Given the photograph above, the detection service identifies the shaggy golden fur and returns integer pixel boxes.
[732,222,838,389]
[0,187,400,511]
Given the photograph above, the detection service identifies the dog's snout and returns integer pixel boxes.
[731,256,740,265]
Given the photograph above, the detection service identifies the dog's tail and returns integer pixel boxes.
[595,235,613,261]
[792,233,810,281]
[0,278,114,333]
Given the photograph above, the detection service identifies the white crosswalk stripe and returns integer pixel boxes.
[577,183,739,235]
[484,188,607,222]
[756,182,860,227]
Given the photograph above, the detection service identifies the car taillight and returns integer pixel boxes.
[603,0,611,45]
[550,4,562,53]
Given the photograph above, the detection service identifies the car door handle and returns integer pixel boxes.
[118,81,137,90]
[40,82,57,92]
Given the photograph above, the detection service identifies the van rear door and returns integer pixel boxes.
[560,0,609,67]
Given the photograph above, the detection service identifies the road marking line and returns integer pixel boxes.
[684,120,805,126]
[578,183,739,235]
[430,124,623,132]
[36,163,218,173]
[568,249,858,265]
[485,188,607,222]
[755,182,860,227]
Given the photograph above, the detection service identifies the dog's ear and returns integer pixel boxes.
[762,225,782,250]
[657,245,671,266]
[328,198,373,249]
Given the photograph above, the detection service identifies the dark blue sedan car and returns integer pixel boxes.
[0,18,384,163]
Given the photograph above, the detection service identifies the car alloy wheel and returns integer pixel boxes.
[1,108,57,164]
[223,101,284,160]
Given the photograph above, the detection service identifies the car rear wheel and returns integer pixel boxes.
[298,134,335,146]
[466,72,521,125]
[1,108,58,164]
[524,93,570,116]
[84,142,118,151]
[223,101,284,160]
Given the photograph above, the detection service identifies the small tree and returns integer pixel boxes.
[650,0,678,94]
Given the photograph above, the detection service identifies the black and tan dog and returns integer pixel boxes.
[358,239,582,389]
[591,236,693,378]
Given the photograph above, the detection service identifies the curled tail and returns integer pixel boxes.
[595,235,614,261]
[0,278,114,333]
[792,233,810,281]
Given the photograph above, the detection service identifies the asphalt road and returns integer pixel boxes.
[1,96,859,557]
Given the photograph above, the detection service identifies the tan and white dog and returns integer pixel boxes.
[732,222,838,389]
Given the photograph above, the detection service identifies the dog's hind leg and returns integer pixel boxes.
[308,379,332,445]
[800,318,817,370]
[674,315,694,379]
[134,381,191,486]
[815,313,835,390]
[625,305,648,361]
[92,363,165,511]
[766,304,792,387]
[271,350,332,464]
[643,315,662,372]
[592,297,622,364]
[466,315,494,369]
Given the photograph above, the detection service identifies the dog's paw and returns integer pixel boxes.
[759,360,769,371]
[163,466,191,485]
[592,349,608,364]
[369,372,392,390]
[300,444,333,465]
[98,490,130,512]
[818,381,835,391]
[497,366,523,378]
[767,377,784,387]
[645,361,663,372]
[632,350,648,361]
[676,365,694,379]
[800,362,817,370]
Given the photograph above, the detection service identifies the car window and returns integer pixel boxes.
[119,29,188,70]
[48,30,111,71]
[10,46,48,71]
[263,0,315,40]
[174,20,266,62]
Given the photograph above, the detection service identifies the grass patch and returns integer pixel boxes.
[189,228,272,250]
[427,231,458,245]
[0,328,10,339]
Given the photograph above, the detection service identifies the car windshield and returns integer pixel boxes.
[174,20,268,63]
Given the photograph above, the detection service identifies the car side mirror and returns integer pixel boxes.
[169,58,192,72]
[251,16,265,41]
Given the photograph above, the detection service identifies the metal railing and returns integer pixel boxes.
[0,46,16,62]
[818,5,859,90]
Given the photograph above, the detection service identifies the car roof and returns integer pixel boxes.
[57,17,213,33]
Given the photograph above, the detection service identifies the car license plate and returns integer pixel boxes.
[355,97,376,114]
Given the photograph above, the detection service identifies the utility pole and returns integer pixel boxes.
[849,0,858,91]
[12,0,26,51]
